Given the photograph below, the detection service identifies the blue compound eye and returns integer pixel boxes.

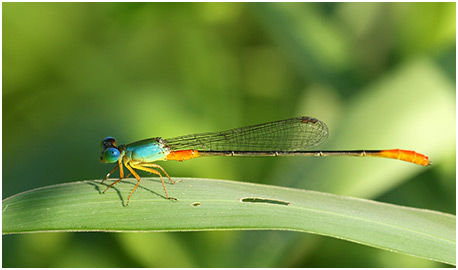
[102,148,120,163]
[101,137,117,150]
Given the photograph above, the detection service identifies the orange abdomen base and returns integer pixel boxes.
[166,150,200,161]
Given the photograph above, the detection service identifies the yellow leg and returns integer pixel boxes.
[123,161,143,206]
[102,163,119,183]
[130,162,177,201]
[102,177,123,194]
[140,163,176,184]
[119,159,124,178]
[102,159,125,192]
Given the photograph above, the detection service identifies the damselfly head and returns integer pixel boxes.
[100,147,120,163]
[100,137,120,163]
[101,137,117,150]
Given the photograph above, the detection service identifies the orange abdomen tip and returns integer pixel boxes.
[379,149,430,166]
[166,150,200,161]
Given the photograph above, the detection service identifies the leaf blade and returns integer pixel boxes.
[2,178,455,265]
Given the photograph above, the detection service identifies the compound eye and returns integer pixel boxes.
[101,137,117,150]
[102,148,120,163]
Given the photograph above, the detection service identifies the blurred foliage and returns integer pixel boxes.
[3,2,455,267]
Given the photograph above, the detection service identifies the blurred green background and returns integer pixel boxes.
[3,2,455,267]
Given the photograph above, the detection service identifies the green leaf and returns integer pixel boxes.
[2,178,455,265]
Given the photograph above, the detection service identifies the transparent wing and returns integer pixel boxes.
[164,116,329,152]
